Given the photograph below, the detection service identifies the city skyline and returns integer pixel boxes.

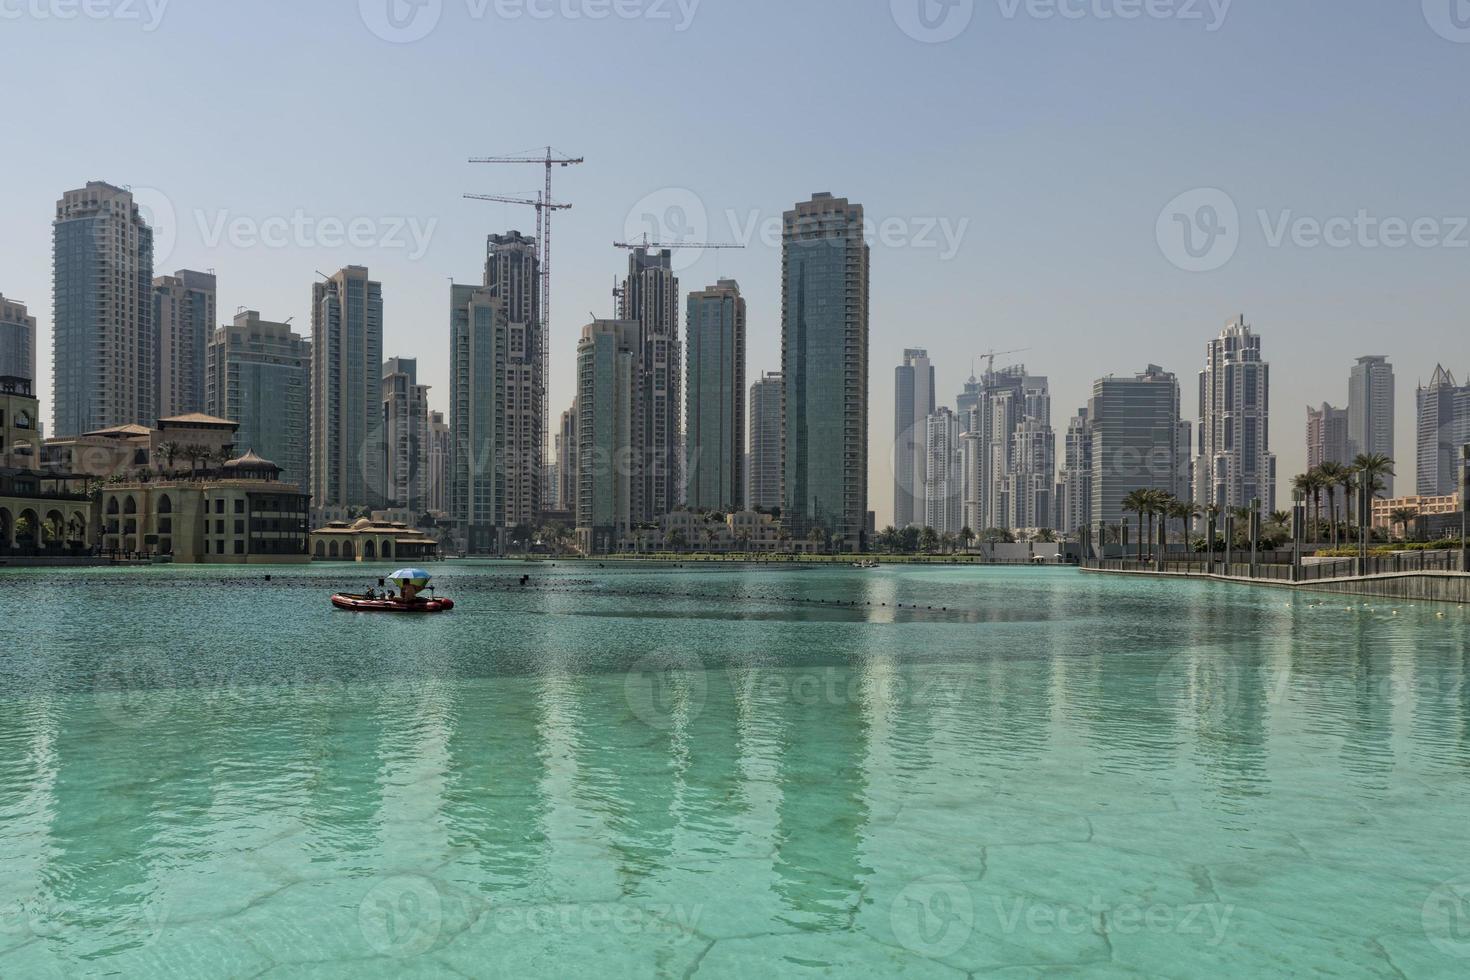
[6,4,1468,525]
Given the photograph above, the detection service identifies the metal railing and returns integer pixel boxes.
[1085,550,1465,582]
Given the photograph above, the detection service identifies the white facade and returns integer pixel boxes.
[1194,316,1276,514]
[923,408,963,534]
[894,348,935,527]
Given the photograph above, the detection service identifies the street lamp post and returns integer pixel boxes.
[1461,445,1469,574]
[1292,492,1305,583]
[1250,498,1261,577]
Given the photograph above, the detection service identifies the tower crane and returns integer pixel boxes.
[975,347,1033,378]
[612,234,745,251]
[468,148,583,482]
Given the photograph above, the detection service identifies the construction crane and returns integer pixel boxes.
[467,152,582,495]
[612,234,745,252]
[469,148,583,482]
[975,347,1032,378]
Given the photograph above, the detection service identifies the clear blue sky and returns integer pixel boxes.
[4,0,1467,519]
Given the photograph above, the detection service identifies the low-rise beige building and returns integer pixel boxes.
[309,517,441,562]
[1372,493,1462,530]
[100,451,310,563]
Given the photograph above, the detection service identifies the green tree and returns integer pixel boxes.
[1390,506,1419,541]
[958,526,975,552]
[1122,490,1150,562]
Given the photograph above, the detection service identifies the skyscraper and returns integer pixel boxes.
[924,407,963,534]
[485,231,543,529]
[1195,316,1276,514]
[1090,365,1191,536]
[311,266,384,511]
[1416,365,1470,496]
[621,247,681,521]
[748,372,783,512]
[556,404,577,516]
[427,410,450,515]
[1348,355,1395,493]
[956,373,982,434]
[894,348,935,528]
[684,279,746,512]
[781,193,870,551]
[450,283,507,553]
[1006,376,1055,530]
[0,295,36,384]
[576,319,641,554]
[153,270,216,419]
[960,366,1055,531]
[1058,409,1093,535]
[1306,403,1350,470]
[382,357,431,514]
[206,311,311,490]
[52,181,155,436]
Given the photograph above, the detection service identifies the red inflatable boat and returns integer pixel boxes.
[330,594,455,613]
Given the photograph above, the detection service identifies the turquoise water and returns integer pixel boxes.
[3,562,1470,978]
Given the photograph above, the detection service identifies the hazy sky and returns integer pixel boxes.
[4,0,1468,521]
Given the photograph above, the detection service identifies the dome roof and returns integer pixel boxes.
[223,449,281,474]
[351,518,374,530]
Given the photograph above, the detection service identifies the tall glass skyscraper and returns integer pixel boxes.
[781,193,869,551]
[154,270,217,419]
[748,372,783,512]
[684,279,746,512]
[1416,365,1470,496]
[894,348,935,528]
[1348,355,1395,494]
[576,319,641,554]
[450,284,506,553]
[311,266,384,511]
[52,182,154,436]
[206,311,311,490]
[1090,365,1191,536]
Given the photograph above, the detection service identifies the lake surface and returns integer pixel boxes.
[2,562,1469,977]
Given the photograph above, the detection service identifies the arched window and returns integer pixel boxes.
[382,540,394,559]
[314,540,326,558]
[329,541,340,558]
[158,495,173,514]
[363,540,376,559]
[343,542,355,560]
[124,497,137,515]
[106,497,120,515]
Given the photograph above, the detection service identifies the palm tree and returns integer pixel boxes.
[958,526,975,553]
[919,526,940,554]
[1122,490,1149,562]
[1291,472,1316,541]
[1353,454,1395,518]
[1390,506,1419,542]
[1144,489,1174,560]
[1034,528,1058,544]
[940,531,958,554]
[806,527,825,554]
[1167,497,1200,554]
[1315,462,1348,546]
[156,441,181,474]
